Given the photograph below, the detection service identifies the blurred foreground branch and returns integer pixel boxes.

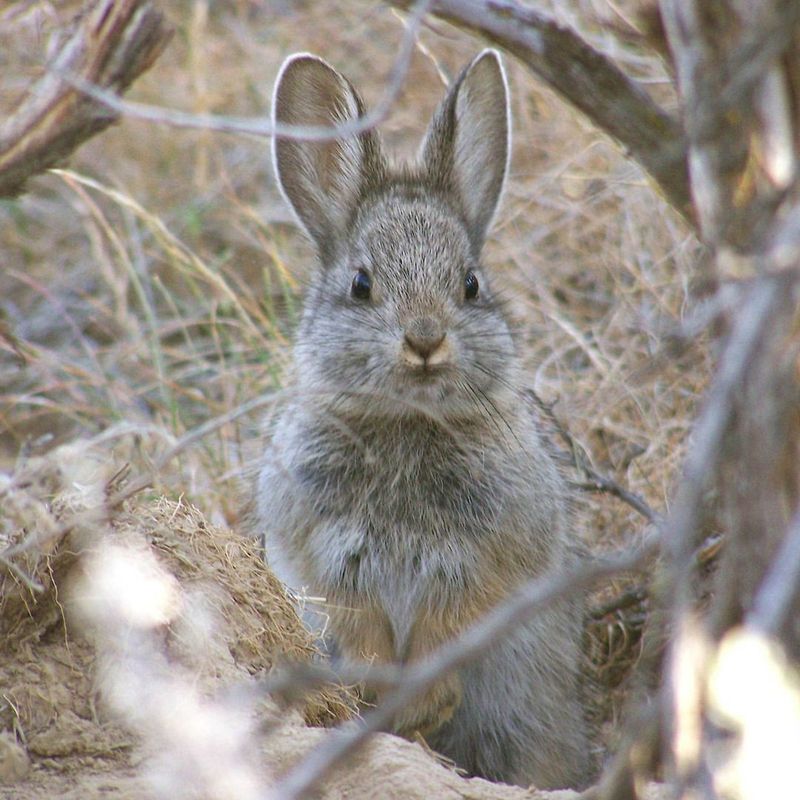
[598,3,800,797]
[0,0,172,198]
[275,532,659,800]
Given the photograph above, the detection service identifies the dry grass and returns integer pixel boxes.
[0,0,707,508]
[0,436,352,730]
[0,0,710,790]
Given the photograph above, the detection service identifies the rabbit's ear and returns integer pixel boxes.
[422,50,510,246]
[272,54,384,256]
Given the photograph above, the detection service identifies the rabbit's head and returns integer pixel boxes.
[272,50,517,420]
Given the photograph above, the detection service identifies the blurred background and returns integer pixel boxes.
[0,0,705,596]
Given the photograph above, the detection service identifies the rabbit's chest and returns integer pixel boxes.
[298,423,503,528]
[297,436,504,605]
[280,418,552,656]
[308,516,477,652]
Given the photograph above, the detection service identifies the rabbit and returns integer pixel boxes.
[251,48,594,790]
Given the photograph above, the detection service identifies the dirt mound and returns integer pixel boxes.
[0,439,349,798]
[3,438,662,799]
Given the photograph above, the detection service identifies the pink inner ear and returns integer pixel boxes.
[272,56,375,249]
[450,55,509,240]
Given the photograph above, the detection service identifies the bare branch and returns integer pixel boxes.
[658,0,748,247]
[663,277,782,611]
[387,0,693,221]
[657,271,793,790]
[53,0,433,145]
[529,390,661,526]
[274,532,659,800]
[576,474,658,526]
[0,0,173,197]
[749,506,800,636]
[660,0,800,247]
[717,1,800,119]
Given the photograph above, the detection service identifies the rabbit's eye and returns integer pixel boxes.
[464,270,479,300]
[351,269,371,301]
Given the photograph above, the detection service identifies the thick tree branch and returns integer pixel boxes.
[0,0,172,198]
[664,279,782,608]
[660,0,800,249]
[388,0,693,221]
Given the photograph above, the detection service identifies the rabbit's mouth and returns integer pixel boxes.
[405,359,447,375]
[395,362,460,408]
[401,361,452,386]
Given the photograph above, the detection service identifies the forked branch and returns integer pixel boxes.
[0,0,172,198]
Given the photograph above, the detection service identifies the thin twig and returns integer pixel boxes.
[59,0,433,144]
[0,553,44,593]
[576,476,659,527]
[585,703,660,800]
[259,661,403,700]
[590,586,648,620]
[528,389,660,526]
[589,530,722,622]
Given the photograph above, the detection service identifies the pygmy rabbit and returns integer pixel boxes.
[253,49,593,789]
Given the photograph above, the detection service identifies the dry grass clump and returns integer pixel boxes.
[0,436,353,795]
[118,494,353,726]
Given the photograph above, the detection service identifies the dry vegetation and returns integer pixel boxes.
[0,0,706,506]
[0,0,722,798]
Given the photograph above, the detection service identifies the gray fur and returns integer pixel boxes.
[254,50,592,789]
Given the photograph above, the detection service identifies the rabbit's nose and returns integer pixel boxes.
[405,331,445,359]
[404,317,446,361]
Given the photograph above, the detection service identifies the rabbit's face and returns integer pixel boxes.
[272,49,514,420]
[294,188,515,418]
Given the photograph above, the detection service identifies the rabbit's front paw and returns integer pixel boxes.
[391,673,462,739]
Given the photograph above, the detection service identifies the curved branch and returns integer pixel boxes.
[389,0,694,222]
